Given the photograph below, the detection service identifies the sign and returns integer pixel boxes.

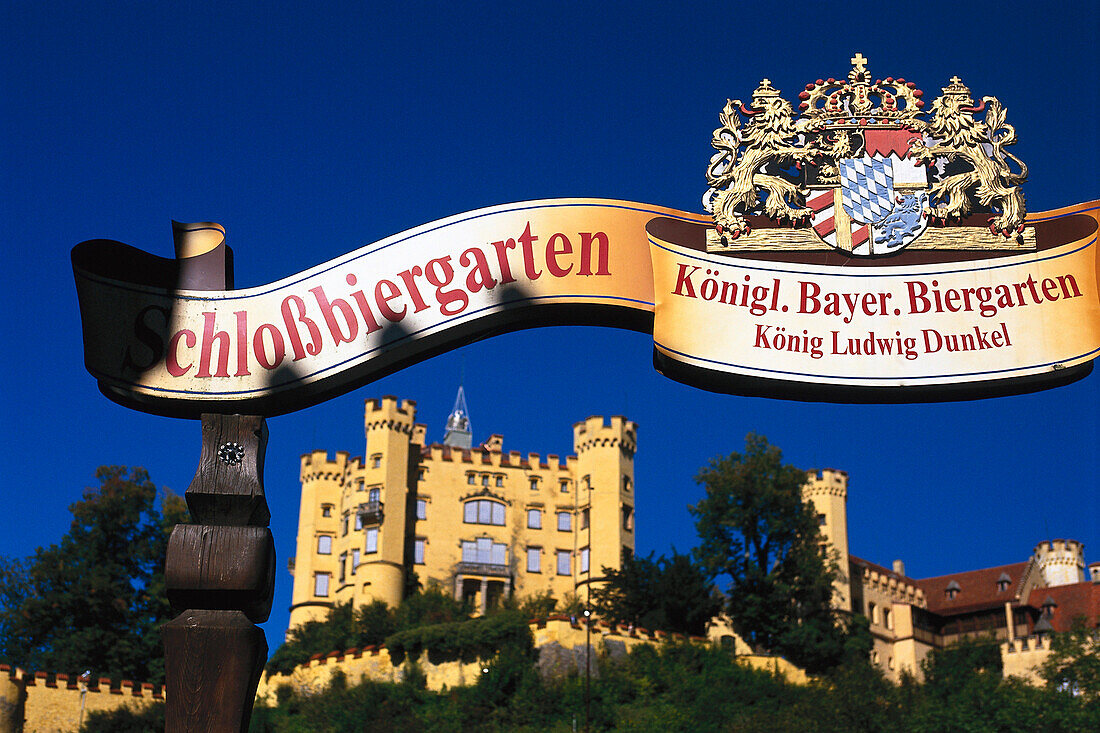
[72,55,1100,415]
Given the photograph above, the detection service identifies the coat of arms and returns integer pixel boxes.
[703,54,1029,255]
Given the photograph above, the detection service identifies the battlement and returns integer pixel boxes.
[1033,538,1084,556]
[422,444,569,470]
[803,468,848,498]
[1090,562,1100,583]
[300,450,360,481]
[573,415,638,456]
[364,396,419,435]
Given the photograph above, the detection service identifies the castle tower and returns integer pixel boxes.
[360,396,419,607]
[572,415,637,606]
[803,469,852,612]
[1033,539,1086,587]
[289,449,357,629]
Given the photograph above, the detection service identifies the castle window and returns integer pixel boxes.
[321,504,333,517]
[582,475,591,491]
[356,480,365,492]
[354,512,364,531]
[464,499,505,526]
[365,527,378,554]
[560,479,569,493]
[338,552,347,583]
[622,476,631,493]
[371,454,382,468]
[352,549,360,572]
[996,572,1011,592]
[945,580,961,600]
[818,513,827,526]
[468,474,477,485]
[580,508,589,530]
[530,478,539,491]
[418,469,425,481]
[883,608,892,630]
[527,508,542,529]
[556,550,571,576]
[414,538,425,565]
[317,535,333,554]
[871,650,879,664]
[342,512,349,536]
[580,547,590,573]
[495,475,504,487]
[314,572,330,597]
[417,499,427,520]
[527,547,541,573]
[462,538,506,566]
[622,505,634,531]
[368,487,380,503]
[557,511,572,532]
[868,602,877,625]
[481,474,490,487]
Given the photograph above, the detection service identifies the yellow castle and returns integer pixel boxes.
[288,390,636,628]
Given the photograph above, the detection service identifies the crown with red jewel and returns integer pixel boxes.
[798,53,924,127]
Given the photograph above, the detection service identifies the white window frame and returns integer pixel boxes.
[557,511,571,532]
[527,508,542,529]
[556,550,571,576]
[317,535,333,554]
[417,498,427,520]
[414,538,425,565]
[365,527,378,554]
[314,572,330,597]
[580,546,590,573]
[527,547,541,573]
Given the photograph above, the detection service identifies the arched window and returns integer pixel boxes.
[464,499,505,526]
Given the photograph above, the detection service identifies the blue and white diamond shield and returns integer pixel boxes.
[839,154,929,255]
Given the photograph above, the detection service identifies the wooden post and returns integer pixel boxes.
[162,223,272,731]
[164,414,273,731]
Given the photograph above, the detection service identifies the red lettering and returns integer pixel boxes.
[517,222,541,281]
[310,285,359,346]
[166,329,196,377]
[374,279,406,322]
[546,233,573,277]
[578,232,610,276]
[280,295,323,360]
[234,311,250,376]
[396,266,430,313]
[196,312,231,378]
[252,323,285,370]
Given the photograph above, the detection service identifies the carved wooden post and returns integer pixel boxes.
[161,223,273,731]
[164,414,273,731]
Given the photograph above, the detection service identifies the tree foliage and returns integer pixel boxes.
[1041,616,1100,699]
[0,466,187,684]
[690,433,865,672]
[590,550,722,636]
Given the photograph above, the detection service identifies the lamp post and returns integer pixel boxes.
[583,607,591,732]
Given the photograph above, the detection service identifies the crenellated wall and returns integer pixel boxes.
[255,616,806,703]
[0,666,161,733]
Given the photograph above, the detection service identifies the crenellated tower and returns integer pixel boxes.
[1032,539,1086,587]
[572,415,637,605]
[360,396,420,607]
[290,450,361,629]
[803,469,852,612]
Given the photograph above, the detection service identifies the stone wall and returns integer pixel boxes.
[0,666,161,733]
[256,615,809,701]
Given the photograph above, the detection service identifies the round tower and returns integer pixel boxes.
[802,469,851,612]
[1033,539,1086,587]
[572,415,637,605]
[289,449,353,630]
[359,396,418,607]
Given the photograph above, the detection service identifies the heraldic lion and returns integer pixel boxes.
[705,82,817,237]
[908,82,1028,236]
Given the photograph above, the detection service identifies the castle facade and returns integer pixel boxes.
[288,394,636,628]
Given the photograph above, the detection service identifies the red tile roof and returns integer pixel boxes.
[1024,582,1100,632]
[912,562,1031,615]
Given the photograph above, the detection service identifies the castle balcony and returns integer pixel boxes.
[357,500,384,526]
[456,561,511,578]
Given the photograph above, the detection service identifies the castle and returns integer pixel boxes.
[288,391,636,627]
[288,392,1098,682]
[805,470,1100,681]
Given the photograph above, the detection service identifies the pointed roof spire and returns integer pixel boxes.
[443,385,472,448]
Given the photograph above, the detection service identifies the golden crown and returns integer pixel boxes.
[797,53,924,126]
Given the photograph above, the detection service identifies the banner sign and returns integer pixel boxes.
[71,56,1100,415]
[73,199,1099,416]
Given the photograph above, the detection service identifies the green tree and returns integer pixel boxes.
[690,433,862,672]
[1041,616,1100,699]
[0,466,187,684]
[591,550,722,636]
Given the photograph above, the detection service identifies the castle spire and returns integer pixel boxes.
[443,385,472,448]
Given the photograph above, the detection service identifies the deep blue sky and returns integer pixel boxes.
[2,2,1097,646]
